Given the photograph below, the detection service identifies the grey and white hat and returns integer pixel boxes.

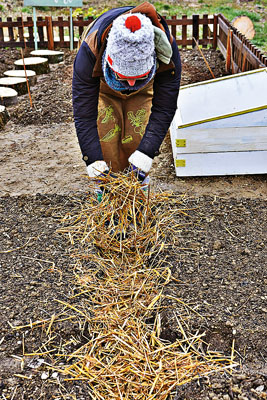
[105,13,155,77]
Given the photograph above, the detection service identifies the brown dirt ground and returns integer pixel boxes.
[0,47,267,400]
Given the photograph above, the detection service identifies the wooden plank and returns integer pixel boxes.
[165,19,193,26]
[0,41,28,48]
[213,14,218,49]
[218,37,226,58]
[37,16,44,42]
[46,16,54,50]
[27,17,34,42]
[218,15,230,36]
[174,151,267,176]
[192,15,199,48]
[58,17,64,43]
[199,17,214,24]
[202,14,208,48]
[17,17,24,42]
[0,18,4,43]
[225,29,232,72]
[171,15,176,39]
[176,39,192,46]
[172,126,267,153]
[7,17,15,41]
[182,15,187,49]
[78,16,84,37]
[73,18,93,27]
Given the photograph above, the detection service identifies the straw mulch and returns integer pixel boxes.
[15,173,235,399]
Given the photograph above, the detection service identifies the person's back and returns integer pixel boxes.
[72,1,181,188]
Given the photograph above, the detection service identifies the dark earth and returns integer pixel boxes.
[0,42,266,400]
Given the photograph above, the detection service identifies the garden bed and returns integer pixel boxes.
[0,46,266,399]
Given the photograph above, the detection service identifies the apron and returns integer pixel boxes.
[97,80,153,172]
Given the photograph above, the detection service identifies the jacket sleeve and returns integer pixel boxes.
[137,38,181,159]
[72,42,103,165]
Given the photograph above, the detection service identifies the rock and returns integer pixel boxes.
[242,248,251,255]
[0,105,10,128]
[28,358,45,369]
[213,240,222,250]
[255,385,264,392]
[41,371,49,380]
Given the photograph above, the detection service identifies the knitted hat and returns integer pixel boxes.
[105,13,155,77]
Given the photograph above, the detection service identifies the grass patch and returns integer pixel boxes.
[21,7,32,13]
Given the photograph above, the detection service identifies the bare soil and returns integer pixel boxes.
[0,46,266,400]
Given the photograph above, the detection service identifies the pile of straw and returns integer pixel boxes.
[17,173,235,399]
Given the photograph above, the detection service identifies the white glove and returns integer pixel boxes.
[128,150,153,173]
[86,160,109,178]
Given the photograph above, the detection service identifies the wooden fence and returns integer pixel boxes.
[217,13,267,72]
[0,14,266,71]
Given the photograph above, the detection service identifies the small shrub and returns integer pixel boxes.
[0,4,4,11]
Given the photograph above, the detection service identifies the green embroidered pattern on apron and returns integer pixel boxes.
[121,135,133,144]
[98,105,115,124]
[127,109,147,137]
[100,124,121,142]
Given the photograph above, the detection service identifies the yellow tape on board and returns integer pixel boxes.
[176,159,186,167]
[176,139,186,147]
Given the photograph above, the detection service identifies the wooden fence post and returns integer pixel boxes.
[37,16,44,45]
[27,16,34,44]
[0,18,3,43]
[225,28,232,72]
[7,17,14,42]
[58,16,64,46]
[171,15,176,40]
[46,16,54,50]
[213,14,218,49]
[182,15,187,48]
[17,17,24,43]
[78,15,84,38]
[203,14,208,48]
[192,14,199,48]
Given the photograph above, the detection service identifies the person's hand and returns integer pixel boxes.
[128,150,153,175]
[86,160,109,178]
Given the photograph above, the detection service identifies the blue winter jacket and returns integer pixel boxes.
[72,2,182,166]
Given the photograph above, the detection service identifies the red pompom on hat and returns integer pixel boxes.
[125,15,141,32]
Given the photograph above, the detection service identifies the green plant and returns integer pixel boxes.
[22,7,32,13]
[73,6,109,20]
[0,4,4,11]
[251,21,267,52]
[36,6,50,11]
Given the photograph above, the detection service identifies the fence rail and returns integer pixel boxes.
[0,14,266,71]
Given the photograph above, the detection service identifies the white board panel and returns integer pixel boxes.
[173,127,267,153]
[177,68,267,127]
[174,151,267,176]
